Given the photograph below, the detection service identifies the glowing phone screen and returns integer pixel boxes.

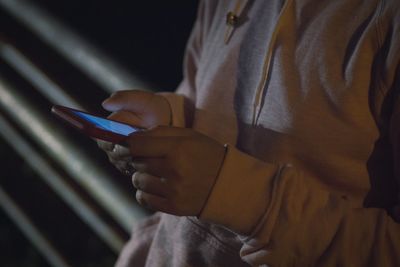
[73,111,140,136]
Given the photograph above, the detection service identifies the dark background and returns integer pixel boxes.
[0,1,199,266]
[32,0,199,90]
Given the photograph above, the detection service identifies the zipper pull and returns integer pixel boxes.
[224,11,239,44]
[224,0,249,44]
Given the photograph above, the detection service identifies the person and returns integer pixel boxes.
[98,0,400,266]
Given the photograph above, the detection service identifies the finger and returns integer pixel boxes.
[108,110,143,127]
[133,125,194,138]
[128,135,179,158]
[107,152,131,163]
[102,90,154,113]
[127,126,193,158]
[108,157,133,174]
[132,158,173,178]
[108,144,131,159]
[136,190,174,214]
[132,172,169,197]
[97,140,115,152]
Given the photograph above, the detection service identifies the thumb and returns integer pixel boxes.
[108,110,143,127]
[102,90,155,114]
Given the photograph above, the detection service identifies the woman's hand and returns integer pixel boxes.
[97,90,171,175]
[126,126,226,216]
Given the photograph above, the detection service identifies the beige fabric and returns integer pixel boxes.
[116,0,400,266]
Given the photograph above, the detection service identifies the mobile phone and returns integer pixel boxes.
[51,105,142,144]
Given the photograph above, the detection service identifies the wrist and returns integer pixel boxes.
[199,145,280,234]
[156,93,187,127]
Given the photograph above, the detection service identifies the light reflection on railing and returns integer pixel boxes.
[0,113,126,253]
[0,77,148,233]
[0,0,161,262]
[0,186,72,267]
[0,0,154,93]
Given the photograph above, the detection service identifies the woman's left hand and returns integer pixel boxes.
[125,126,226,216]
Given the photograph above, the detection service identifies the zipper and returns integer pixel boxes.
[224,0,249,44]
[252,0,293,126]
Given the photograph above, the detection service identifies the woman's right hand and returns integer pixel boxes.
[97,90,171,175]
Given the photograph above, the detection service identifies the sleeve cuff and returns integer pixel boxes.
[199,145,280,235]
[157,92,187,128]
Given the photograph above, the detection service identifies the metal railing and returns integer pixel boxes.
[0,76,148,234]
[0,97,126,253]
[0,186,72,267]
[0,0,158,264]
[0,0,153,93]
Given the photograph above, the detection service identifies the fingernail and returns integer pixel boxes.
[101,98,110,108]
[132,173,140,189]
[136,190,146,206]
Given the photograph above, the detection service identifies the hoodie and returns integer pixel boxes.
[116,0,400,266]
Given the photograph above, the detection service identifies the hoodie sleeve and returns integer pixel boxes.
[200,69,400,267]
[199,141,400,266]
[156,0,218,128]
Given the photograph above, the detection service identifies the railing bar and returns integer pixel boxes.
[0,114,125,253]
[0,186,73,267]
[0,42,83,109]
[0,77,148,233]
[0,0,154,93]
